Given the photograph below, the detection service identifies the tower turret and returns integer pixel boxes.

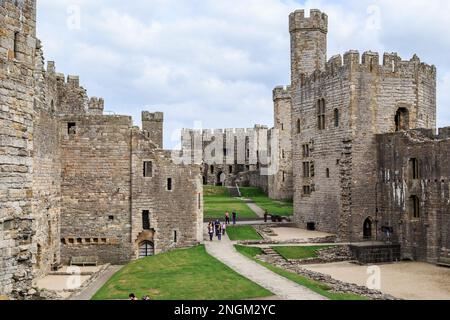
[142,111,164,148]
[289,9,328,86]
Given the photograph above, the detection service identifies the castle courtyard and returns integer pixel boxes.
[303,262,450,300]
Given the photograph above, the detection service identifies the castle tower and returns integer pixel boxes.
[142,112,164,148]
[269,86,293,200]
[289,9,328,85]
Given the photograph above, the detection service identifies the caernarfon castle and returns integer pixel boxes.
[1,0,450,300]
[0,0,203,298]
[183,9,450,265]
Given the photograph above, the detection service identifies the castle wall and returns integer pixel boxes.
[131,132,203,256]
[377,130,450,263]
[0,0,38,297]
[59,115,134,265]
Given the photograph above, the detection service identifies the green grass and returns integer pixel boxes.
[272,246,335,260]
[204,186,257,220]
[239,187,293,216]
[234,245,368,301]
[227,226,263,241]
[92,246,272,300]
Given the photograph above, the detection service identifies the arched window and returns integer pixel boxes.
[317,99,326,130]
[334,109,339,127]
[363,218,373,240]
[395,108,409,132]
[296,119,301,134]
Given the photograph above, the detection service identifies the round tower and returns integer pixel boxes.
[289,9,328,86]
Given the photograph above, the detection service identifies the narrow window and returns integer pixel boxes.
[108,215,114,221]
[210,165,214,174]
[246,165,250,171]
[281,123,284,131]
[143,161,153,177]
[282,149,285,159]
[303,162,310,178]
[395,108,409,132]
[173,231,178,243]
[282,171,286,182]
[246,149,250,159]
[326,168,330,178]
[410,196,420,219]
[229,165,233,174]
[167,178,173,191]
[142,210,150,230]
[409,158,419,180]
[297,119,301,134]
[198,193,201,209]
[317,99,326,130]
[68,122,76,135]
[302,144,310,158]
[13,32,19,59]
[334,109,340,127]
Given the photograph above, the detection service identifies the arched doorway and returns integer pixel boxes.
[363,218,373,240]
[216,172,225,186]
[139,241,154,258]
[395,107,409,131]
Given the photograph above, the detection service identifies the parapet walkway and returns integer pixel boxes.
[204,234,326,300]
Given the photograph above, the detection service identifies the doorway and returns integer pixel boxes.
[139,241,154,258]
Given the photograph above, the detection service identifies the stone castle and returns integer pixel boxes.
[0,0,203,298]
[184,9,449,264]
[1,0,450,299]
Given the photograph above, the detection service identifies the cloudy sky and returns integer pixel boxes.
[36,0,450,148]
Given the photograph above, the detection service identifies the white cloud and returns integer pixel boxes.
[36,0,450,148]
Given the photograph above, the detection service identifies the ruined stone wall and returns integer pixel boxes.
[292,49,436,242]
[269,86,293,200]
[59,115,133,265]
[0,0,38,298]
[377,130,450,263]
[131,129,203,256]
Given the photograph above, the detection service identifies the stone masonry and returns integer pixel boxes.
[0,0,203,298]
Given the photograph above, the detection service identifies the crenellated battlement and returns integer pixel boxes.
[88,97,104,111]
[289,9,328,33]
[273,85,291,101]
[301,50,436,88]
[142,111,164,122]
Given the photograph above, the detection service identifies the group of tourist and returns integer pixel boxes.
[207,211,238,241]
[129,293,151,300]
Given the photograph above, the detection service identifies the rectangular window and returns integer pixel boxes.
[167,178,173,191]
[410,196,420,219]
[173,231,178,243]
[303,186,311,196]
[303,162,310,178]
[229,165,233,174]
[302,144,310,158]
[68,122,76,135]
[282,171,286,182]
[409,158,419,180]
[143,161,153,177]
[142,210,150,230]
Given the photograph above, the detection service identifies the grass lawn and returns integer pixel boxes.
[227,226,263,241]
[204,186,257,220]
[239,187,293,216]
[92,246,272,300]
[272,246,335,260]
[234,245,367,301]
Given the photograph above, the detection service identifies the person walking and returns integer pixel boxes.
[232,211,237,225]
[222,222,227,235]
[215,219,221,236]
[225,212,230,225]
[208,222,214,241]
[217,223,222,241]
